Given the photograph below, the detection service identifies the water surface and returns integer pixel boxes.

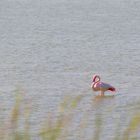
[0,0,140,139]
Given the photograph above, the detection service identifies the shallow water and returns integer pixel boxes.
[0,0,140,139]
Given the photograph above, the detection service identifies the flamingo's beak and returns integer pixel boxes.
[92,75,97,82]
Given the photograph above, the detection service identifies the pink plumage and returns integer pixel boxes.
[91,75,116,96]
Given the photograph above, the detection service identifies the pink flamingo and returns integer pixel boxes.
[91,75,116,96]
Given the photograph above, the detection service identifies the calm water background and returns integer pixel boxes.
[0,0,140,139]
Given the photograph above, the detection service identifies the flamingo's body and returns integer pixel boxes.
[91,75,116,96]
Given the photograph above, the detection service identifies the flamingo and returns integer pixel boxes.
[91,75,116,96]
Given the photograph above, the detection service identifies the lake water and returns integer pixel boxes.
[0,0,140,139]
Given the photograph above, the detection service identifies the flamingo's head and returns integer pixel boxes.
[92,75,100,82]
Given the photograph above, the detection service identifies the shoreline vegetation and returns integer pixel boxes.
[0,89,140,140]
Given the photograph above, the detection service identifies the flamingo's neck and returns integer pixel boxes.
[93,75,100,82]
[92,75,100,88]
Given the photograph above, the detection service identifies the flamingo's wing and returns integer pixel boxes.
[100,82,115,91]
[99,82,110,88]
